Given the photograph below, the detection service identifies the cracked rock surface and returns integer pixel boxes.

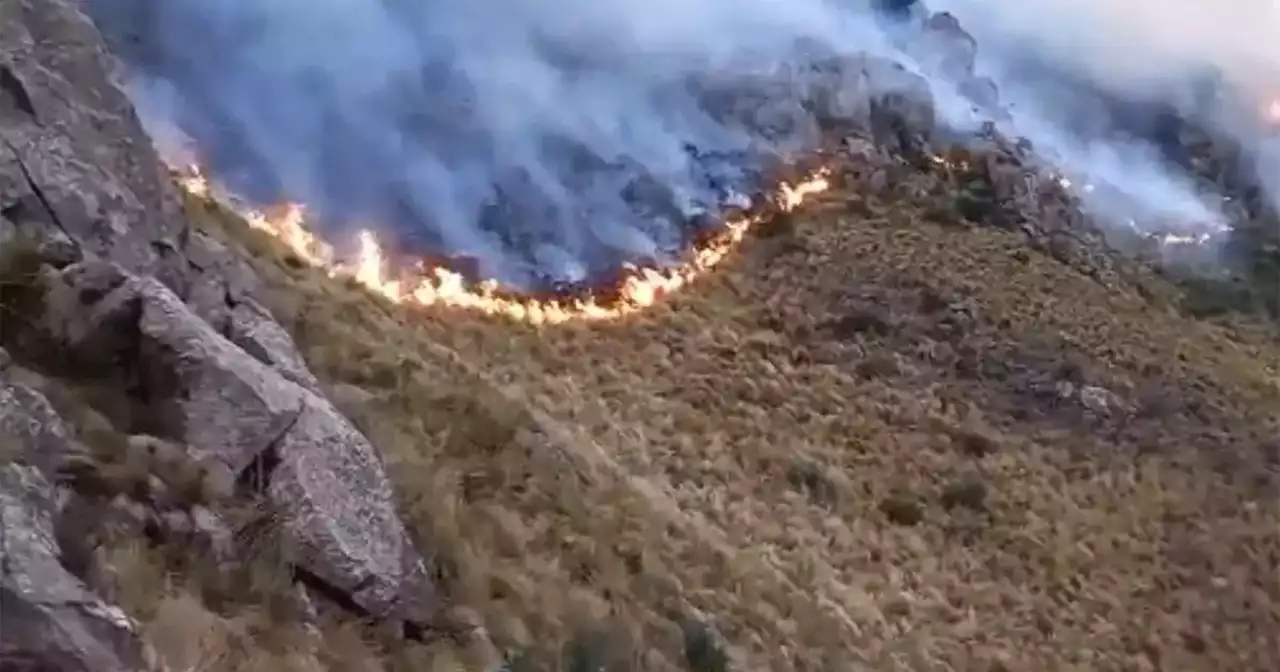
[0,0,441,664]
[0,377,153,672]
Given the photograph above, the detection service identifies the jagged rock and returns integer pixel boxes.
[1,0,437,652]
[24,260,302,474]
[160,230,321,391]
[134,275,308,474]
[0,0,287,348]
[182,231,257,332]
[228,297,323,393]
[22,259,438,628]
[0,0,190,297]
[0,374,77,475]
[0,380,153,671]
[269,394,439,625]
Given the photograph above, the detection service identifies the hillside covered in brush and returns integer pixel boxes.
[2,1,1279,671]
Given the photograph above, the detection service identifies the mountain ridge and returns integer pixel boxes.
[2,0,1279,670]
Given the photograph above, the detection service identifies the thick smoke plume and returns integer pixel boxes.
[933,0,1280,240]
[90,0,900,286]
[88,0,1280,286]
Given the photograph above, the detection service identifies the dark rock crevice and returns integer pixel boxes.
[0,64,37,119]
[0,139,69,241]
[233,403,301,496]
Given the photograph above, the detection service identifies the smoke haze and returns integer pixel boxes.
[87,0,1280,284]
[935,0,1280,238]
[933,0,1280,89]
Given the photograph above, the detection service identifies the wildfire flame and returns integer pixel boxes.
[1267,98,1280,125]
[176,166,830,325]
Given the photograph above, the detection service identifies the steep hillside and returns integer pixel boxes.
[3,1,1279,670]
[185,135,1280,670]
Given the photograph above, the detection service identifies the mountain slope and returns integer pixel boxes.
[3,1,1278,670]
[192,137,1280,670]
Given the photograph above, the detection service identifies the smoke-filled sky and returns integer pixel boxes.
[934,0,1280,90]
[88,0,1280,285]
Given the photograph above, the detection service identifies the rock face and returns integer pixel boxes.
[0,0,189,293]
[0,370,153,672]
[0,0,439,664]
[31,260,438,626]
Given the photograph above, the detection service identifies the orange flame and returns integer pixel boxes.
[176,165,830,324]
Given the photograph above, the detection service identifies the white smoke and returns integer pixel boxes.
[87,0,1279,282]
[935,0,1280,239]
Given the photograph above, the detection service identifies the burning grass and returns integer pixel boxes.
[162,147,1280,670]
[174,160,832,325]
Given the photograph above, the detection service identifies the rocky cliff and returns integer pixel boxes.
[0,1,441,668]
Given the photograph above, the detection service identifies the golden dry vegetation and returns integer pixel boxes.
[33,153,1280,670]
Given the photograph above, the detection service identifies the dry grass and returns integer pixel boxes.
[180,156,1280,672]
[19,158,1280,670]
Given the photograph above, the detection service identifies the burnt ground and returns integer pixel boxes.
[165,132,1280,672]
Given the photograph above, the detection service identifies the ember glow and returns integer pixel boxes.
[177,166,830,325]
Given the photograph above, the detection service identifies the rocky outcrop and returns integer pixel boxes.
[6,256,439,625]
[0,366,155,672]
[807,53,938,150]
[0,0,440,664]
[0,0,189,293]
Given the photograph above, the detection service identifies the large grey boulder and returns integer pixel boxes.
[22,260,439,628]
